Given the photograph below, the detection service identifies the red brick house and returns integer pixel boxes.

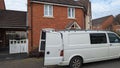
[92,14,120,33]
[92,15,114,30]
[113,25,120,32]
[27,0,91,54]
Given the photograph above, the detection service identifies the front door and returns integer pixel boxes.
[44,32,63,65]
[108,33,120,58]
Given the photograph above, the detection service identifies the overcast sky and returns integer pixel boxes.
[90,0,120,19]
[4,0,120,19]
[4,0,27,11]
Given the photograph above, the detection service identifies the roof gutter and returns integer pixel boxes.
[31,1,85,9]
[0,27,27,29]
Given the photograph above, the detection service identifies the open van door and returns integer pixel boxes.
[44,32,63,65]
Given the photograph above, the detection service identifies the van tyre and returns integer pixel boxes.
[69,57,82,68]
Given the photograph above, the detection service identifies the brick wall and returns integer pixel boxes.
[101,16,114,30]
[28,2,85,53]
[0,0,5,10]
[113,25,120,31]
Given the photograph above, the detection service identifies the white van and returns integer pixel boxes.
[39,30,120,68]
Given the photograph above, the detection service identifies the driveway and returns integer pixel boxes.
[0,58,120,68]
[0,58,43,68]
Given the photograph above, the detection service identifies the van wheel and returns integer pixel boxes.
[69,57,82,68]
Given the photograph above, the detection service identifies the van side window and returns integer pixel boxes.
[108,33,120,43]
[90,33,107,44]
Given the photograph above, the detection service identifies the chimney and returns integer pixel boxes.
[0,0,5,10]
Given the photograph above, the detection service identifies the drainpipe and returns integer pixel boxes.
[84,12,86,30]
[31,2,33,51]
[28,1,33,52]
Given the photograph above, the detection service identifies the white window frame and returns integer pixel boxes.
[68,7,75,18]
[44,4,53,17]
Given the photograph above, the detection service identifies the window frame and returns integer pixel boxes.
[44,4,53,17]
[108,33,120,43]
[68,7,75,18]
[90,33,107,44]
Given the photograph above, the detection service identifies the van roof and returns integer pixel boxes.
[46,30,114,33]
[59,30,113,33]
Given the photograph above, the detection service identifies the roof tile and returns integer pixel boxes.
[92,15,113,26]
[0,10,27,29]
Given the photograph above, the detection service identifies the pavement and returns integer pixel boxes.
[0,47,28,61]
[0,53,28,61]
[0,49,120,68]
[0,57,120,68]
[0,58,43,68]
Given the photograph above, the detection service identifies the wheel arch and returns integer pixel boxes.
[69,55,84,64]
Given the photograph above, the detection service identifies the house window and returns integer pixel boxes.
[68,7,75,18]
[44,4,53,17]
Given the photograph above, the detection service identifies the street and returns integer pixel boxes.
[0,58,120,68]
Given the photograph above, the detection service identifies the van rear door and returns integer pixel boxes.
[44,32,63,65]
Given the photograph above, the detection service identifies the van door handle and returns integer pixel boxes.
[47,51,50,55]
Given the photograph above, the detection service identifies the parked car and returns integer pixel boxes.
[39,30,120,68]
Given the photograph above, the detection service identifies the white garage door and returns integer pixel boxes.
[9,39,28,54]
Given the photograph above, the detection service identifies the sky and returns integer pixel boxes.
[4,0,120,19]
[4,0,27,11]
[90,0,120,19]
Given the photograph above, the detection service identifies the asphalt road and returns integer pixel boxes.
[0,58,120,68]
[51,58,120,68]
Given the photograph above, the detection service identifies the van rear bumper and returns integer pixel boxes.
[59,61,69,66]
[44,57,63,65]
